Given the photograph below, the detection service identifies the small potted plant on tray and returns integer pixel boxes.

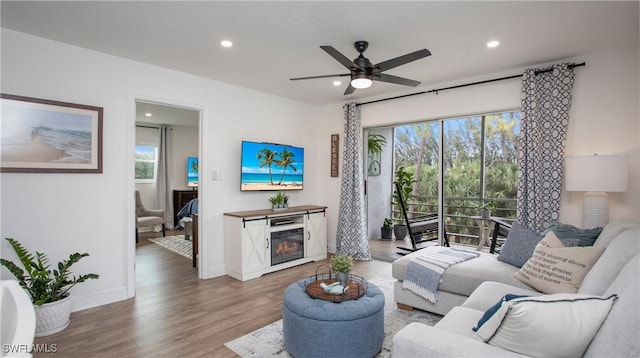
[330,254,353,287]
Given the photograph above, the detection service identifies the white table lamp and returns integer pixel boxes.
[565,155,628,229]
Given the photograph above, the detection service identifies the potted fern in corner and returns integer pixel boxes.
[0,237,99,337]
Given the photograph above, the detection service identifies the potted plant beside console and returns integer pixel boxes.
[0,237,99,337]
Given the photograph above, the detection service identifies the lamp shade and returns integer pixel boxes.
[565,155,628,192]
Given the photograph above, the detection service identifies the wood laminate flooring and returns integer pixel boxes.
[33,233,394,357]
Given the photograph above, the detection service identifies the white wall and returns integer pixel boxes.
[365,127,394,241]
[317,46,639,249]
[0,29,324,311]
[168,126,199,193]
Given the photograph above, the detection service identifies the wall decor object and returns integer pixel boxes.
[330,134,339,177]
[1,94,103,173]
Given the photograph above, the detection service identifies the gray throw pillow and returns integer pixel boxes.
[497,222,543,268]
[542,223,603,247]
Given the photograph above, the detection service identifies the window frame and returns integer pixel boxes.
[135,143,158,184]
[390,109,521,245]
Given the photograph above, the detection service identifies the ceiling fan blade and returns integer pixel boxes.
[376,73,421,87]
[290,73,350,81]
[343,83,356,95]
[321,46,358,69]
[375,49,431,72]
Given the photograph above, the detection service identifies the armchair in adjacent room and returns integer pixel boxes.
[135,189,166,243]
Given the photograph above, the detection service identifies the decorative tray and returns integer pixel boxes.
[304,267,368,303]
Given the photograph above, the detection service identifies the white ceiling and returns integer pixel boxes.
[2,1,638,107]
[135,100,200,128]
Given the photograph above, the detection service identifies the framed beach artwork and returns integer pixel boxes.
[1,94,103,173]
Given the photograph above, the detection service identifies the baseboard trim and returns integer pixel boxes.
[71,287,129,312]
[205,263,226,279]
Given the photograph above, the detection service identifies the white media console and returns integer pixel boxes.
[223,205,327,281]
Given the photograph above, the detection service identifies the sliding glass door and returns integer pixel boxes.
[390,111,520,248]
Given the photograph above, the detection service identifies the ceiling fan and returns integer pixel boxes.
[290,41,431,95]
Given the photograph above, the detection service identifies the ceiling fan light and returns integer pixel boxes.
[351,77,372,89]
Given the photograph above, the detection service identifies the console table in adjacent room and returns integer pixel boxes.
[223,205,327,281]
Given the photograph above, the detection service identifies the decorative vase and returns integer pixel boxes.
[394,224,408,240]
[34,294,72,337]
[336,272,350,287]
[381,227,393,240]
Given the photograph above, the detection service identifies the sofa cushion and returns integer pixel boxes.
[475,293,617,358]
[593,221,640,247]
[393,247,531,297]
[585,253,639,357]
[579,229,640,295]
[542,222,602,246]
[434,306,484,339]
[497,222,543,268]
[393,322,529,358]
[461,281,541,311]
[472,294,529,332]
[514,231,605,293]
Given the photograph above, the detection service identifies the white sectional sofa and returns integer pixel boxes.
[391,222,640,357]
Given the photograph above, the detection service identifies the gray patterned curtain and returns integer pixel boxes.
[155,126,173,228]
[336,102,371,260]
[517,64,575,232]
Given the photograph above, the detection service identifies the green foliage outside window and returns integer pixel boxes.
[135,145,157,181]
[393,111,520,244]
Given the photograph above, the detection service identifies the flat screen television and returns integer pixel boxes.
[187,156,198,188]
[241,141,304,191]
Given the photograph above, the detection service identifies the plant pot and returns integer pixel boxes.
[380,227,393,240]
[34,294,72,337]
[481,208,491,219]
[272,203,288,211]
[394,224,408,240]
[335,272,350,287]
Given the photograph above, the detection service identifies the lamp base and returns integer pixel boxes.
[583,192,608,229]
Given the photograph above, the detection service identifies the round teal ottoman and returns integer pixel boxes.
[282,279,385,358]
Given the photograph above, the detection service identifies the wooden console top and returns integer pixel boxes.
[223,205,327,219]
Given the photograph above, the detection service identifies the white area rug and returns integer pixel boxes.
[224,277,442,357]
[149,235,192,260]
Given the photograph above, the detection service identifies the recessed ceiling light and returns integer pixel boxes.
[333,80,342,86]
[487,40,500,48]
[221,40,233,48]
[145,113,152,117]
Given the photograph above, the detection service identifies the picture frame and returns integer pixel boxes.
[1,94,103,173]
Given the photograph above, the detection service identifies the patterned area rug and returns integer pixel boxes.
[149,235,192,260]
[224,277,442,357]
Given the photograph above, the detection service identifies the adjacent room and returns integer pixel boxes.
[1,1,638,357]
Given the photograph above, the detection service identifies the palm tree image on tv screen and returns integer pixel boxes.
[241,141,304,191]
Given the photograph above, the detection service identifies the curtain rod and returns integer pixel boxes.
[136,124,159,129]
[357,62,585,107]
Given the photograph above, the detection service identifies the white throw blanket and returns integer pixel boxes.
[402,247,480,303]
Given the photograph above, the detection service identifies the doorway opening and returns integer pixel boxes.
[134,99,202,278]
